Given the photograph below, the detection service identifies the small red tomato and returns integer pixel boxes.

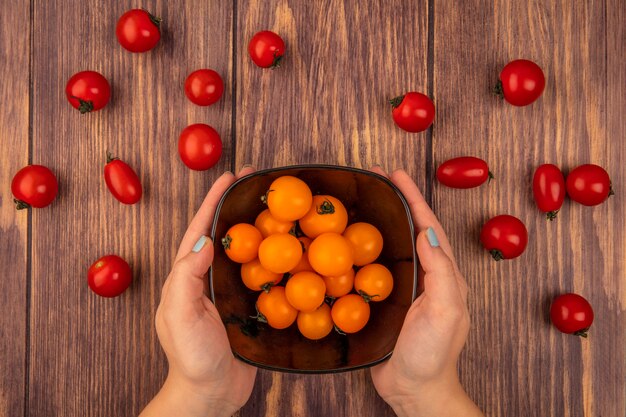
[184,69,224,106]
[116,9,161,53]
[532,164,565,220]
[248,30,285,68]
[436,157,493,188]
[88,255,132,297]
[65,71,111,113]
[178,124,223,171]
[389,92,435,133]
[11,165,58,209]
[496,59,545,106]
[104,153,142,205]
[480,215,528,260]
[550,293,594,337]
[566,164,613,206]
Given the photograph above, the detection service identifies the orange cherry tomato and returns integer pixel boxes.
[289,237,314,274]
[331,294,370,334]
[241,258,282,291]
[343,222,383,266]
[256,286,297,329]
[265,176,313,222]
[299,195,348,238]
[297,303,333,340]
[285,271,326,312]
[222,223,263,263]
[323,268,355,298]
[258,233,302,273]
[308,232,354,277]
[254,208,295,238]
[354,263,393,302]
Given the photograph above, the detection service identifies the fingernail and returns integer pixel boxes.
[192,236,209,253]
[242,164,254,170]
[223,170,233,176]
[426,227,439,247]
[370,164,381,170]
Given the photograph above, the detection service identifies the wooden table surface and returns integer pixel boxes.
[1,1,624,416]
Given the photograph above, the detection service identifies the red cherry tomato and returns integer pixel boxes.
[566,164,613,206]
[11,165,58,209]
[550,293,594,337]
[390,92,435,133]
[480,215,528,260]
[532,164,565,220]
[116,9,161,53]
[178,124,223,171]
[104,153,142,205]
[248,30,285,68]
[497,59,545,106]
[184,69,224,106]
[436,157,493,188]
[65,71,111,113]
[88,255,132,297]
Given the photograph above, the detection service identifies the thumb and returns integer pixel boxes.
[167,236,214,305]
[177,235,214,278]
[416,228,462,304]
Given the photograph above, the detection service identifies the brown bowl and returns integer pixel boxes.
[209,165,417,373]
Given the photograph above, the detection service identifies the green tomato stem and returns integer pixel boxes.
[489,249,504,261]
[389,95,405,109]
[13,198,30,210]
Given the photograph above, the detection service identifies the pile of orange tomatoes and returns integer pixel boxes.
[221,175,394,340]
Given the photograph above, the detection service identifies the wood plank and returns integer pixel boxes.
[433,0,624,416]
[0,1,30,416]
[603,0,626,416]
[29,1,233,415]
[236,1,429,415]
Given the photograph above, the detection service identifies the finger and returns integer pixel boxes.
[166,237,215,307]
[237,165,256,178]
[369,165,389,178]
[176,172,236,261]
[390,169,455,261]
[416,229,464,306]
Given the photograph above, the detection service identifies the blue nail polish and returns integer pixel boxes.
[426,227,440,247]
[192,236,208,253]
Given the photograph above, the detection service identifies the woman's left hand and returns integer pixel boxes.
[141,168,257,417]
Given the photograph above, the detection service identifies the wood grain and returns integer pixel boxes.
[433,1,625,416]
[0,0,623,416]
[28,1,233,416]
[235,1,429,416]
[0,1,29,416]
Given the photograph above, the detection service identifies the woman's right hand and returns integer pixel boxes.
[369,168,483,417]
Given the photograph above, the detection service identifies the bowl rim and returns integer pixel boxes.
[209,164,418,374]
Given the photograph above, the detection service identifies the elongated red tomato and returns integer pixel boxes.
[436,157,493,189]
[532,164,565,220]
[104,153,142,205]
[11,165,58,209]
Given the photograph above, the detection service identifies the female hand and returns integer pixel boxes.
[369,168,483,417]
[141,168,257,417]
